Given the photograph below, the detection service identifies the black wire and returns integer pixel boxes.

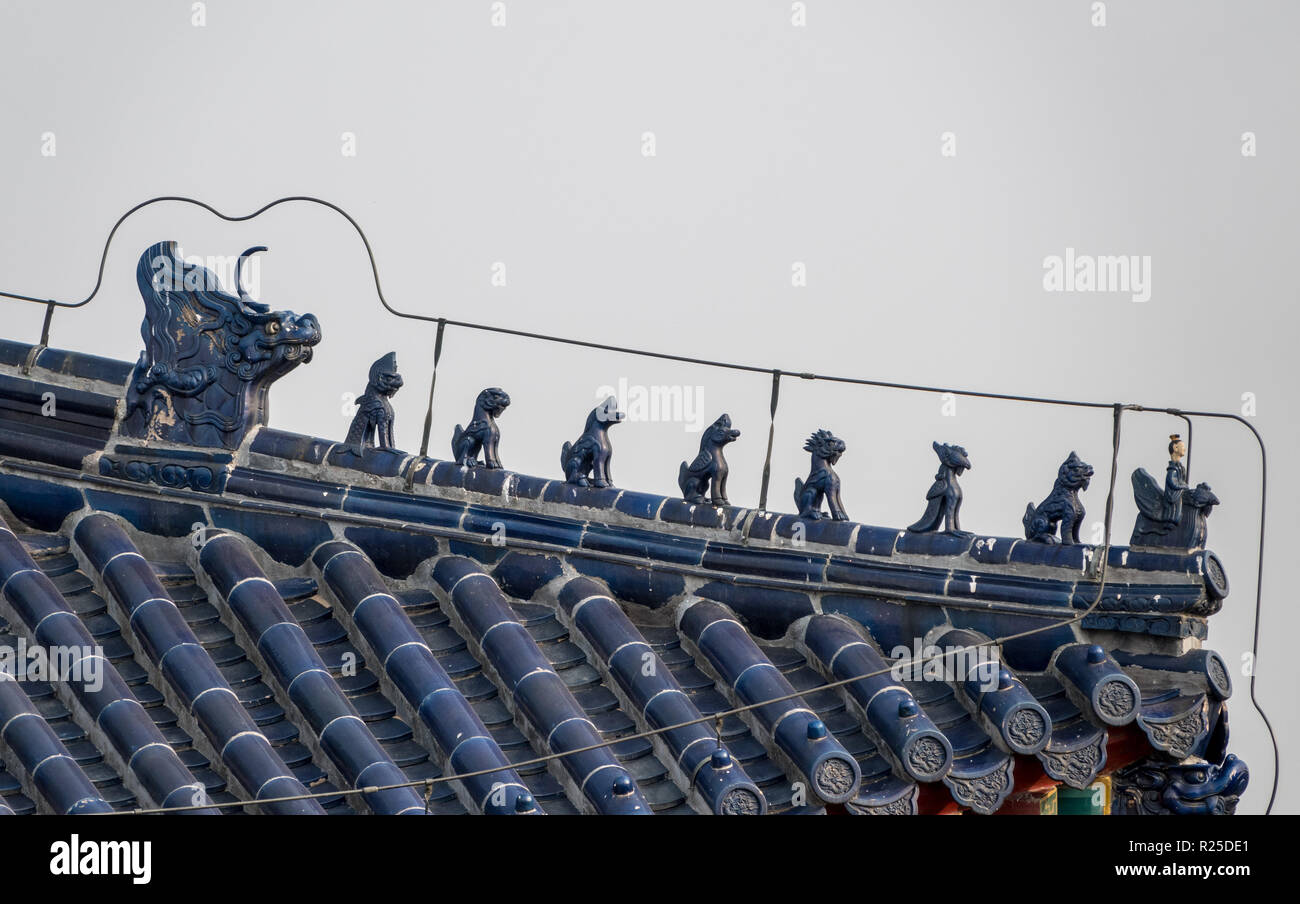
[0,194,1149,409]
[1137,407,1277,814]
[417,319,446,460]
[0,194,1279,813]
[757,370,780,511]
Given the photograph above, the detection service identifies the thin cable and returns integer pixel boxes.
[409,319,446,492]
[0,194,1171,410]
[419,319,446,460]
[757,370,780,511]
[1179,414,1193,482]
[1105,406,1277,814]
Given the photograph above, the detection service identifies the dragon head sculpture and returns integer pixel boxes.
[1113,754,1249,815]
[1189,482,1220,514]
[121,241,321,450]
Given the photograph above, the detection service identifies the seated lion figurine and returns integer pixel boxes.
[1023,451,1093,544]
[451,387,511,468]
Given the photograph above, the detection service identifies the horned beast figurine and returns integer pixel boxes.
[908,442,972,535]
[121,242,321,450]
[678,414,741,505]
[345,352,403,452]
[451,387,511,468]
[1023,451,1094,544]
[793,430,848,521]
[561,396,625,487]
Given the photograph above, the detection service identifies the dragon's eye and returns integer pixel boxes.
[265,321,281,335]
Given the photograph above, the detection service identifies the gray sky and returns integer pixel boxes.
[1,0,1294,813]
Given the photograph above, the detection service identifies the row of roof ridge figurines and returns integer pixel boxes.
[334,352,1217,550]
[109,241,1217,552]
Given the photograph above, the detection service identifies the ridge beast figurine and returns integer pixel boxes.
[1023,451,1094,544]
[908,441,972,536]
[678,413,741,505]
[561,395,625,487]
[793,429,848,521]
[345,351,404,453]
[121,241,321,450]
[451,387,511,468]
[1131,434,1219,549]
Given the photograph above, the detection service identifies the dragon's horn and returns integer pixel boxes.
[235,246,268,304]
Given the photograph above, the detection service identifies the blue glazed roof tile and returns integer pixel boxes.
[0,341,1249,814]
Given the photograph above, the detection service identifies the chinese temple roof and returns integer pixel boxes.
[0,242,1250,815]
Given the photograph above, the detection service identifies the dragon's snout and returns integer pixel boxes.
[289,312,323,345]
[1164,754,1249,813]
